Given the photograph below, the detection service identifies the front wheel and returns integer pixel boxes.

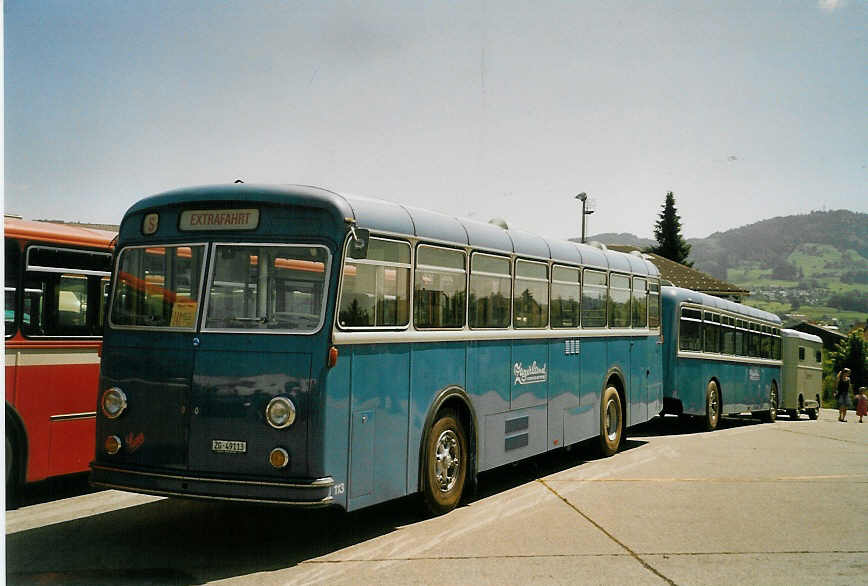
[422,409,467,516]
[6,432,19,505]
[704,381,721,432]
[599,386,623,457]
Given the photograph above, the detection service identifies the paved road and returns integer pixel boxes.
[6,410,867,585]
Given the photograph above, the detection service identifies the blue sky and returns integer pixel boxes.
[4,1,866,239]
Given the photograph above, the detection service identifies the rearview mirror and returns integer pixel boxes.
[348,227,370,259]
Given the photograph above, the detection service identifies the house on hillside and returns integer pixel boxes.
[606,245,749,302]
[791,322,847,352]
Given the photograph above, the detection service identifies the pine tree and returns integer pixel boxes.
[647,191,693,267]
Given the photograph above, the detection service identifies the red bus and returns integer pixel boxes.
[5,217,115,498]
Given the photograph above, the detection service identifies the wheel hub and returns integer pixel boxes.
[434,429,460,492]
[709,388,719,420]
[605,399,620,441]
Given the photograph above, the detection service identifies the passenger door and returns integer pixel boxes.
[100,244,208,471]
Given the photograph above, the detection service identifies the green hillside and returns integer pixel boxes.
[593,210,868,329]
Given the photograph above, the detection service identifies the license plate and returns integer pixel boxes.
[211,439,247,454]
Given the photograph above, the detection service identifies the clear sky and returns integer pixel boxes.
[4,0,866,240]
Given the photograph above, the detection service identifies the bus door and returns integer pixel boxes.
[185,244,328,477]
[103,244,208,471]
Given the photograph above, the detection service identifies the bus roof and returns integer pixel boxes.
[124,184,660,277]
[662,285,782,325]
[781,329,823,344]
[5,217,116,248]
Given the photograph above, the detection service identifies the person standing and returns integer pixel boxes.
[836,368,852,422]
[856,387,867,424]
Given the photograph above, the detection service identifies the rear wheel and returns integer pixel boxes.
[704,381,720,431]
[422,409,467,516]
[599,386,623,457]
[788,409,800,420]
[807,408,819,420]
[760,383,778,423]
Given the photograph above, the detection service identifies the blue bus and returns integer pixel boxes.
[659,286,782,430]
[90,184,664,514]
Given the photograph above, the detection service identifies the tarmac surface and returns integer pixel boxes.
[5,409,867,585]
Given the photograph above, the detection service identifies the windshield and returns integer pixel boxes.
[110,245,207,329]
[203,244,329,332]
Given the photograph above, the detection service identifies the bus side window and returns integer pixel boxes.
[679,307,702,352]
[468,253,511,328]
[704,312,720,353]
[815,350,822,363]
[551,265,580,329]
[748,323,758,357]
[414,245,466,329]
[581,269,607,328]
[722,316,735,354]
[514,260,548,329]
[339,238,411,328]
[799,346,805,361]
[22,246,112,337]
[632,277,647,328]
[608,274,631,328]
[647,279,660,329]
[5,239,19,336]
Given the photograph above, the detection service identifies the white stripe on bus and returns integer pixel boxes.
[5,349,101,367]
[332,327,658,345]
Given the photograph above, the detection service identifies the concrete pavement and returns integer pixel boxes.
[6,409,867,585]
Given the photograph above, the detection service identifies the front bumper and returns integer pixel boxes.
[90,464,334,506]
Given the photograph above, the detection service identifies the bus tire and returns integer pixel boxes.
[599,386,623,457]
[422,409,467,516]
[704,381,720,432]
[788,409,799,420]
[761,383,778,423]
[807,407,819,420]
[6,431,19,505]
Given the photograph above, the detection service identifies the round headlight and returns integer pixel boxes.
[265,397,296,429]
[105,435,122,455]
[101,388,127,419]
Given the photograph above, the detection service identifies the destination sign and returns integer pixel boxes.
[179,209,259,231]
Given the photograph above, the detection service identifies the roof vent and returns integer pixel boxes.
[488,217,509,230]
[588,241,607,251]
[629,250,644,258]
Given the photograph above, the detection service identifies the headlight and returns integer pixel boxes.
[101,388,127,419]
[265,397,296,429]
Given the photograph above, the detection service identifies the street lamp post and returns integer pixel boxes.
[575,192,595,243]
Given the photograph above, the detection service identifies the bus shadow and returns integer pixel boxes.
[471,434,648,501]
[6,473,101,511]
[6,438,650,585]
[634,414,767,438]
[5,496,422,585]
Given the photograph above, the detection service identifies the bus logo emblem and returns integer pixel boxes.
[126,432,145,453]
[513,361,547,385]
